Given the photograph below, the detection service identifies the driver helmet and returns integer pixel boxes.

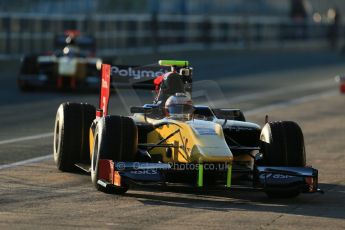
[165,93,193,120]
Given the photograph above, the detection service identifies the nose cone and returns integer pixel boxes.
[191,145,233,163]
[187,120,233,163]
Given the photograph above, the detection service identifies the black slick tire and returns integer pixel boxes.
[91,115,137,194]
[260,121,306,198]
[54,102,95,172]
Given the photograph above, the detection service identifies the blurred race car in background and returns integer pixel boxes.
[335,75,345,93]
[17,30,103,91]
[17,30,174,92]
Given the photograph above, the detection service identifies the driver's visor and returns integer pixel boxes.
[167,104,194,115]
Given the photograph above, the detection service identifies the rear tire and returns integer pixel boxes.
[260,121,306,198]
[18,55,39,92]
[18,80,34,92]
[54,102,95,172]
[80,103,96,164]
[91,116,137,194]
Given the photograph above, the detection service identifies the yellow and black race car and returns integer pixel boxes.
[53,60,322,198]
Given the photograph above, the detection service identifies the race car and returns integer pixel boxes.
[18,30,102,91]
[335,75,345,93]
[53,60,321,198]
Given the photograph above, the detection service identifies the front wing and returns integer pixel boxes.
[97,159,321,194]
[253,166,320,193]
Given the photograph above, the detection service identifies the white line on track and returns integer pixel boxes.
[0,89,339,170]
[0,132,53,145]
[228,79,335,104]
[244,90,338,116]
[0,155,52,170]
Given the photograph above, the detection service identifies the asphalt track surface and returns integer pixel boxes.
[0,50,345,229]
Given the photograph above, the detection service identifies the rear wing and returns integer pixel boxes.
[98,60,190,117]
[98,63,167,117]
[54,33,96,51]
[98,63,170,117]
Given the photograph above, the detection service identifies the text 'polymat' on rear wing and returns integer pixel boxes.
[98,63,170,116]
[109,64,171,84]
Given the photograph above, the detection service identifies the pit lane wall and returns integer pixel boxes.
[0,13,340,59]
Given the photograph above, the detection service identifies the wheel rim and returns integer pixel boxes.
[53,120,60,161]
[92,135,99,173]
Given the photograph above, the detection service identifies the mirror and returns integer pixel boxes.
[212,109,245,122]
[130,106,152,114]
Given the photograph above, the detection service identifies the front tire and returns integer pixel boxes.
[260,121,306,198]
[91,115,137,194]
